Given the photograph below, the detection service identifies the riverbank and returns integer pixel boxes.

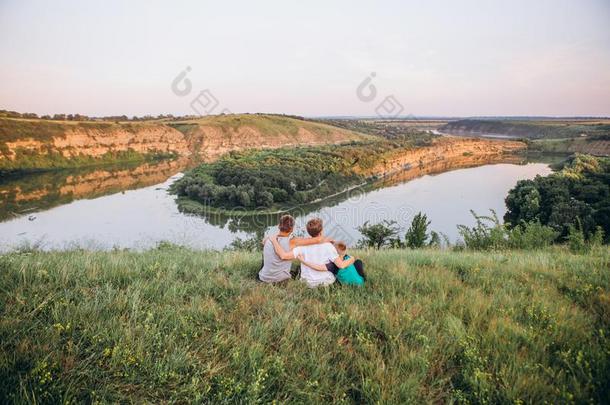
[1,246,608,403]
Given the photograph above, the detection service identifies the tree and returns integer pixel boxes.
[405,212,430,248]
[357,220,400,249]
[504,181,540,224]
[428,231,441,247]
[255,191,274,208]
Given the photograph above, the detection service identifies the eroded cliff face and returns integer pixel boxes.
[1,123,191,160]
[182,124,361,161]
[0,116,364,167]
[360,137,527,178]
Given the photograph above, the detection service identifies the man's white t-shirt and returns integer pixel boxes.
[292,242,338,287]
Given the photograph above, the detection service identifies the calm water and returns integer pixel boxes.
[0,158,554,251]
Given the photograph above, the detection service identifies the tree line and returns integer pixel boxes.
[0,109,181,122]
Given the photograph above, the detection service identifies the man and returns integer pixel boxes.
[269,217,355,287]
[258,215,329,283]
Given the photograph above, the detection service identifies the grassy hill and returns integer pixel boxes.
[1,246,608,403]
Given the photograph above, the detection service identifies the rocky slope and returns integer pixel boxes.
[0,115,365,171]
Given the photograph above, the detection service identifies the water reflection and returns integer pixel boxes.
[0,158,190,221]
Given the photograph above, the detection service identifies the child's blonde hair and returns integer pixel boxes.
[334,241,347,252]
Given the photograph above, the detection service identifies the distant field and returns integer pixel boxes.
[1,246,608,403]
[441,118,610,156]
[318,119,441,143]
[442,118,610,140]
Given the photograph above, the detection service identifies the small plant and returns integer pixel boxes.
[589,226,605,247]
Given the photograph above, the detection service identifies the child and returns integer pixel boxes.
[297,241,366,286]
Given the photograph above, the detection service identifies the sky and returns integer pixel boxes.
[0,0,609,117]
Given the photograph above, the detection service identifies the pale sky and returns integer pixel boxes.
[0,0,609,117]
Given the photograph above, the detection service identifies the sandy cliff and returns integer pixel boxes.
[0,115,364,169]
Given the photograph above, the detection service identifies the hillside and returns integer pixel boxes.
[0,246,608,403]
[0,115,366,173]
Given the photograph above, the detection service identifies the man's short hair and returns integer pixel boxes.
[278,215,295,233]
[306,218,323,237]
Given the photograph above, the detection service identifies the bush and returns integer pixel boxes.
[457,210,506,251]
[357,220,400,249]
[568,221,587,254]
[226,233,264,252]
[506,221,558,250]
[568,223,605,254]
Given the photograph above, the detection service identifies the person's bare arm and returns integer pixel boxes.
[296,253,328,272]
[269,235,295,260]
[289,235,333,249]
[332,255,356,269]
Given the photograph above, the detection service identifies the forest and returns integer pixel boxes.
[504,154,610,242]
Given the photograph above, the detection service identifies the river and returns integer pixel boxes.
[0,156,556,251]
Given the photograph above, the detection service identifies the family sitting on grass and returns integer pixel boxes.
[257,215,366,287]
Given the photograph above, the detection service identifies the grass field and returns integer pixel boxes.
[1,246,608,403]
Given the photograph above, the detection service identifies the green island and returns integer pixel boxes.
[170,140,416,213]
[169,135,523,215]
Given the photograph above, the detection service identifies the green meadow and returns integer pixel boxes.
[1,246,608,403]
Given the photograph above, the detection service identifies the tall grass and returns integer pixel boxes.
[1,246,608,403]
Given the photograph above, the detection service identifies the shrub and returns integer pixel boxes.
[457,210,506,251]
[357,220,400,249]
[506,221,558,249]
[567,221,587,254]
[226,233,264,252]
